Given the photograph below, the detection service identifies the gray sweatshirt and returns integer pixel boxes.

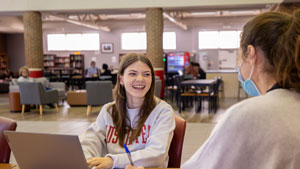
[80,99,175,168]
[182,89,300,169]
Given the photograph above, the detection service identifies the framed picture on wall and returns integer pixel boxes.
[101,43,113,53]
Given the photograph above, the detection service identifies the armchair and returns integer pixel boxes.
[0,117,17,163]
[49,82,66,102]
[18,82,59,115]
[86,81,113,116]
[10,78,66,103]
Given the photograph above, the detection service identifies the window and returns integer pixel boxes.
[198,31,219,49]
[219,31,241,49]
[198,31,241,49]
[121,32,176,50]
[121,32,146,50]
[47,33,99,51]
[47,34,66,51]
[163,32,176,50]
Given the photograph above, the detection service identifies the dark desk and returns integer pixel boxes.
[179,79,217,113]
[47,67,75,81]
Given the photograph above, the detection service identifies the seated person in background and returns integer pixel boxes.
[0,68,13,81]
[184,62,198,79]
[86,61,100,78]
[80,53,175,169]
[194,63,206,79]
[17,66,34,83]
[101,63,112,76]
[18,66,54,107]
[125,9,300,169]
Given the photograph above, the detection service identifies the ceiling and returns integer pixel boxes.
[0,3,276,33]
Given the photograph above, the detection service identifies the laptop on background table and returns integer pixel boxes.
[4,131,89,169]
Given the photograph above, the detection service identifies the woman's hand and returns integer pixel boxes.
[87,157,114,169]
[125,165,145,169]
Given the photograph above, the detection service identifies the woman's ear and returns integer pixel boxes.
[247,45,257,66]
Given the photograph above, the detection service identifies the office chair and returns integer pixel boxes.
[0,116,17,163]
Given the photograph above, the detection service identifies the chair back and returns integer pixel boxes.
[0,117,17,163]
[155,78,162,98]
[86,81,113,106]
[19,82,44,105]
[168,116,186,168]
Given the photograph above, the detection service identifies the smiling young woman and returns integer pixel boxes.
[80,53,175,169]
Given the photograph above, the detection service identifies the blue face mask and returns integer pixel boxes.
[237,62,261,96]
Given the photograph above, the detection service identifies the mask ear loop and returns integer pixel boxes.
[248,65,255,80]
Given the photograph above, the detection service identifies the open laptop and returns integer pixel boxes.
[4,131,89,169]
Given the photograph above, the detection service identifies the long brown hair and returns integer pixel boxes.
[107,53,157,147]
[240,10,300,93]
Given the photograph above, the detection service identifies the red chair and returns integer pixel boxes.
[0,116,17,163]
[168,116,186,168]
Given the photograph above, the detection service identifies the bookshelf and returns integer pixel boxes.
[55,56,70,76]
[70,54,84,76]
[44,54,56,69]
[44,54,72,79]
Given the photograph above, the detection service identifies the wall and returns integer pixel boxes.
[42,15,253,71]
[206,72,248,98]
[6,33,25,72]
[0,33,7,53]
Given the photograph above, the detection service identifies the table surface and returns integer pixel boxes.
[181,79,217,85]
[0,164,179,169]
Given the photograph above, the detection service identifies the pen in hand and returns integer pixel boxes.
[124,143,135,166]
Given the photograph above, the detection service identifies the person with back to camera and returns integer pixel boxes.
[126,9,300,169]
[101,63,112,76]
[194,62,206,79]
[80,53,175,169]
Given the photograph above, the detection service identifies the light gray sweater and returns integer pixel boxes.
[182,89,300,169]
[80,99,175,168]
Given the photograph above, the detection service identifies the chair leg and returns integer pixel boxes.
[22,105,25,115]
[36,105,39,110]
[55,103,58,112]
[87,105,92,116]
[39,105,43,115]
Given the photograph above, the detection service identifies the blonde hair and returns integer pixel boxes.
[19,66,29,76]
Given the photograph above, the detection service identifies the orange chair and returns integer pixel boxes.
[0,116,17,163]
[168,116,186,168]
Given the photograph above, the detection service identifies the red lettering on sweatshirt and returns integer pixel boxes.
[106,126,114,143]
[135,131,141,144]
[141,125,147,143]
[111,129,118,144]
[105,125,151,145]
[148,125,151,139]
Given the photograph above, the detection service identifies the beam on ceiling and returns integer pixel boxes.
[163,12,188,30]
[44,13,110,32]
